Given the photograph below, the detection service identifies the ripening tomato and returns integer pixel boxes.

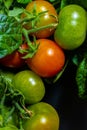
[22,1,58,38]
[22,102,60,130]
[0,43,28,68]
[26,39,65,77]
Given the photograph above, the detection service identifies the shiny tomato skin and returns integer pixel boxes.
[26,39,65,77]
[13,70,45,104]
[0,43,27,68]
[23,1,58,38]
[23,102,59,130]
[0,51,24,68]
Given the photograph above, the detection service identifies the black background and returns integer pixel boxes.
[43,63,87,130]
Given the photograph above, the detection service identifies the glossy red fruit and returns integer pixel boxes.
[26,39,65,77]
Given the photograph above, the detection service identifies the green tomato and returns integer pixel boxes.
[22,102,60,130]
[54,4,87,50]
[13,70,45,104]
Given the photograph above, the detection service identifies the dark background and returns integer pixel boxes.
[43,63,87,130]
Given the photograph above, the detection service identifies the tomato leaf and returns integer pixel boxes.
[8,7,24,16]
[4,0,13,9]
[76,56,87,99]
[17,0,32,4]
[0,14,22,58]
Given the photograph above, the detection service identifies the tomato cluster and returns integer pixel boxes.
[0,0,66,78]
[0,0,86,130]
[0,1,61,130]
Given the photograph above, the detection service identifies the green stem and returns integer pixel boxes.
[0,94,6,127]
[0,94,5,113]
[22,23,58,58]
[19,118,24,130]
[20,16,36,25]
[22,28,35,51]
[14,102,25,114]
[27,23,58,34]
[14,101,31,119]
[4,106,15,126]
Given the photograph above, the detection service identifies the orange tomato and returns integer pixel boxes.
[26,39,65,77]
[22,1,58,38]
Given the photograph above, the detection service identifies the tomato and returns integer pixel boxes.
[22,1,58,38]
[13,70,45,104]
[54,4,87,50]
[0,43,28,68]
[26,39,65,77]
[23,102,59,130]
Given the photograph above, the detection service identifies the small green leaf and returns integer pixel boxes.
[8,7,24,17]
[4,0,13,9]
[17,0,32,4]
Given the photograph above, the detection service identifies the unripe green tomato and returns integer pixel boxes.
[13,70,45,104]
[54,4,87,50]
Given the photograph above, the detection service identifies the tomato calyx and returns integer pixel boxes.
[21,29,38,58]
[20,21,58,59]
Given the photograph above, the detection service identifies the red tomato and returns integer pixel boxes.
[22,1,58,38]
[26,39,65,77]
[0,43,28,68]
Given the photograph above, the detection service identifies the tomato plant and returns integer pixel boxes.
[26,39,65,77]
[22,1,58,38]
